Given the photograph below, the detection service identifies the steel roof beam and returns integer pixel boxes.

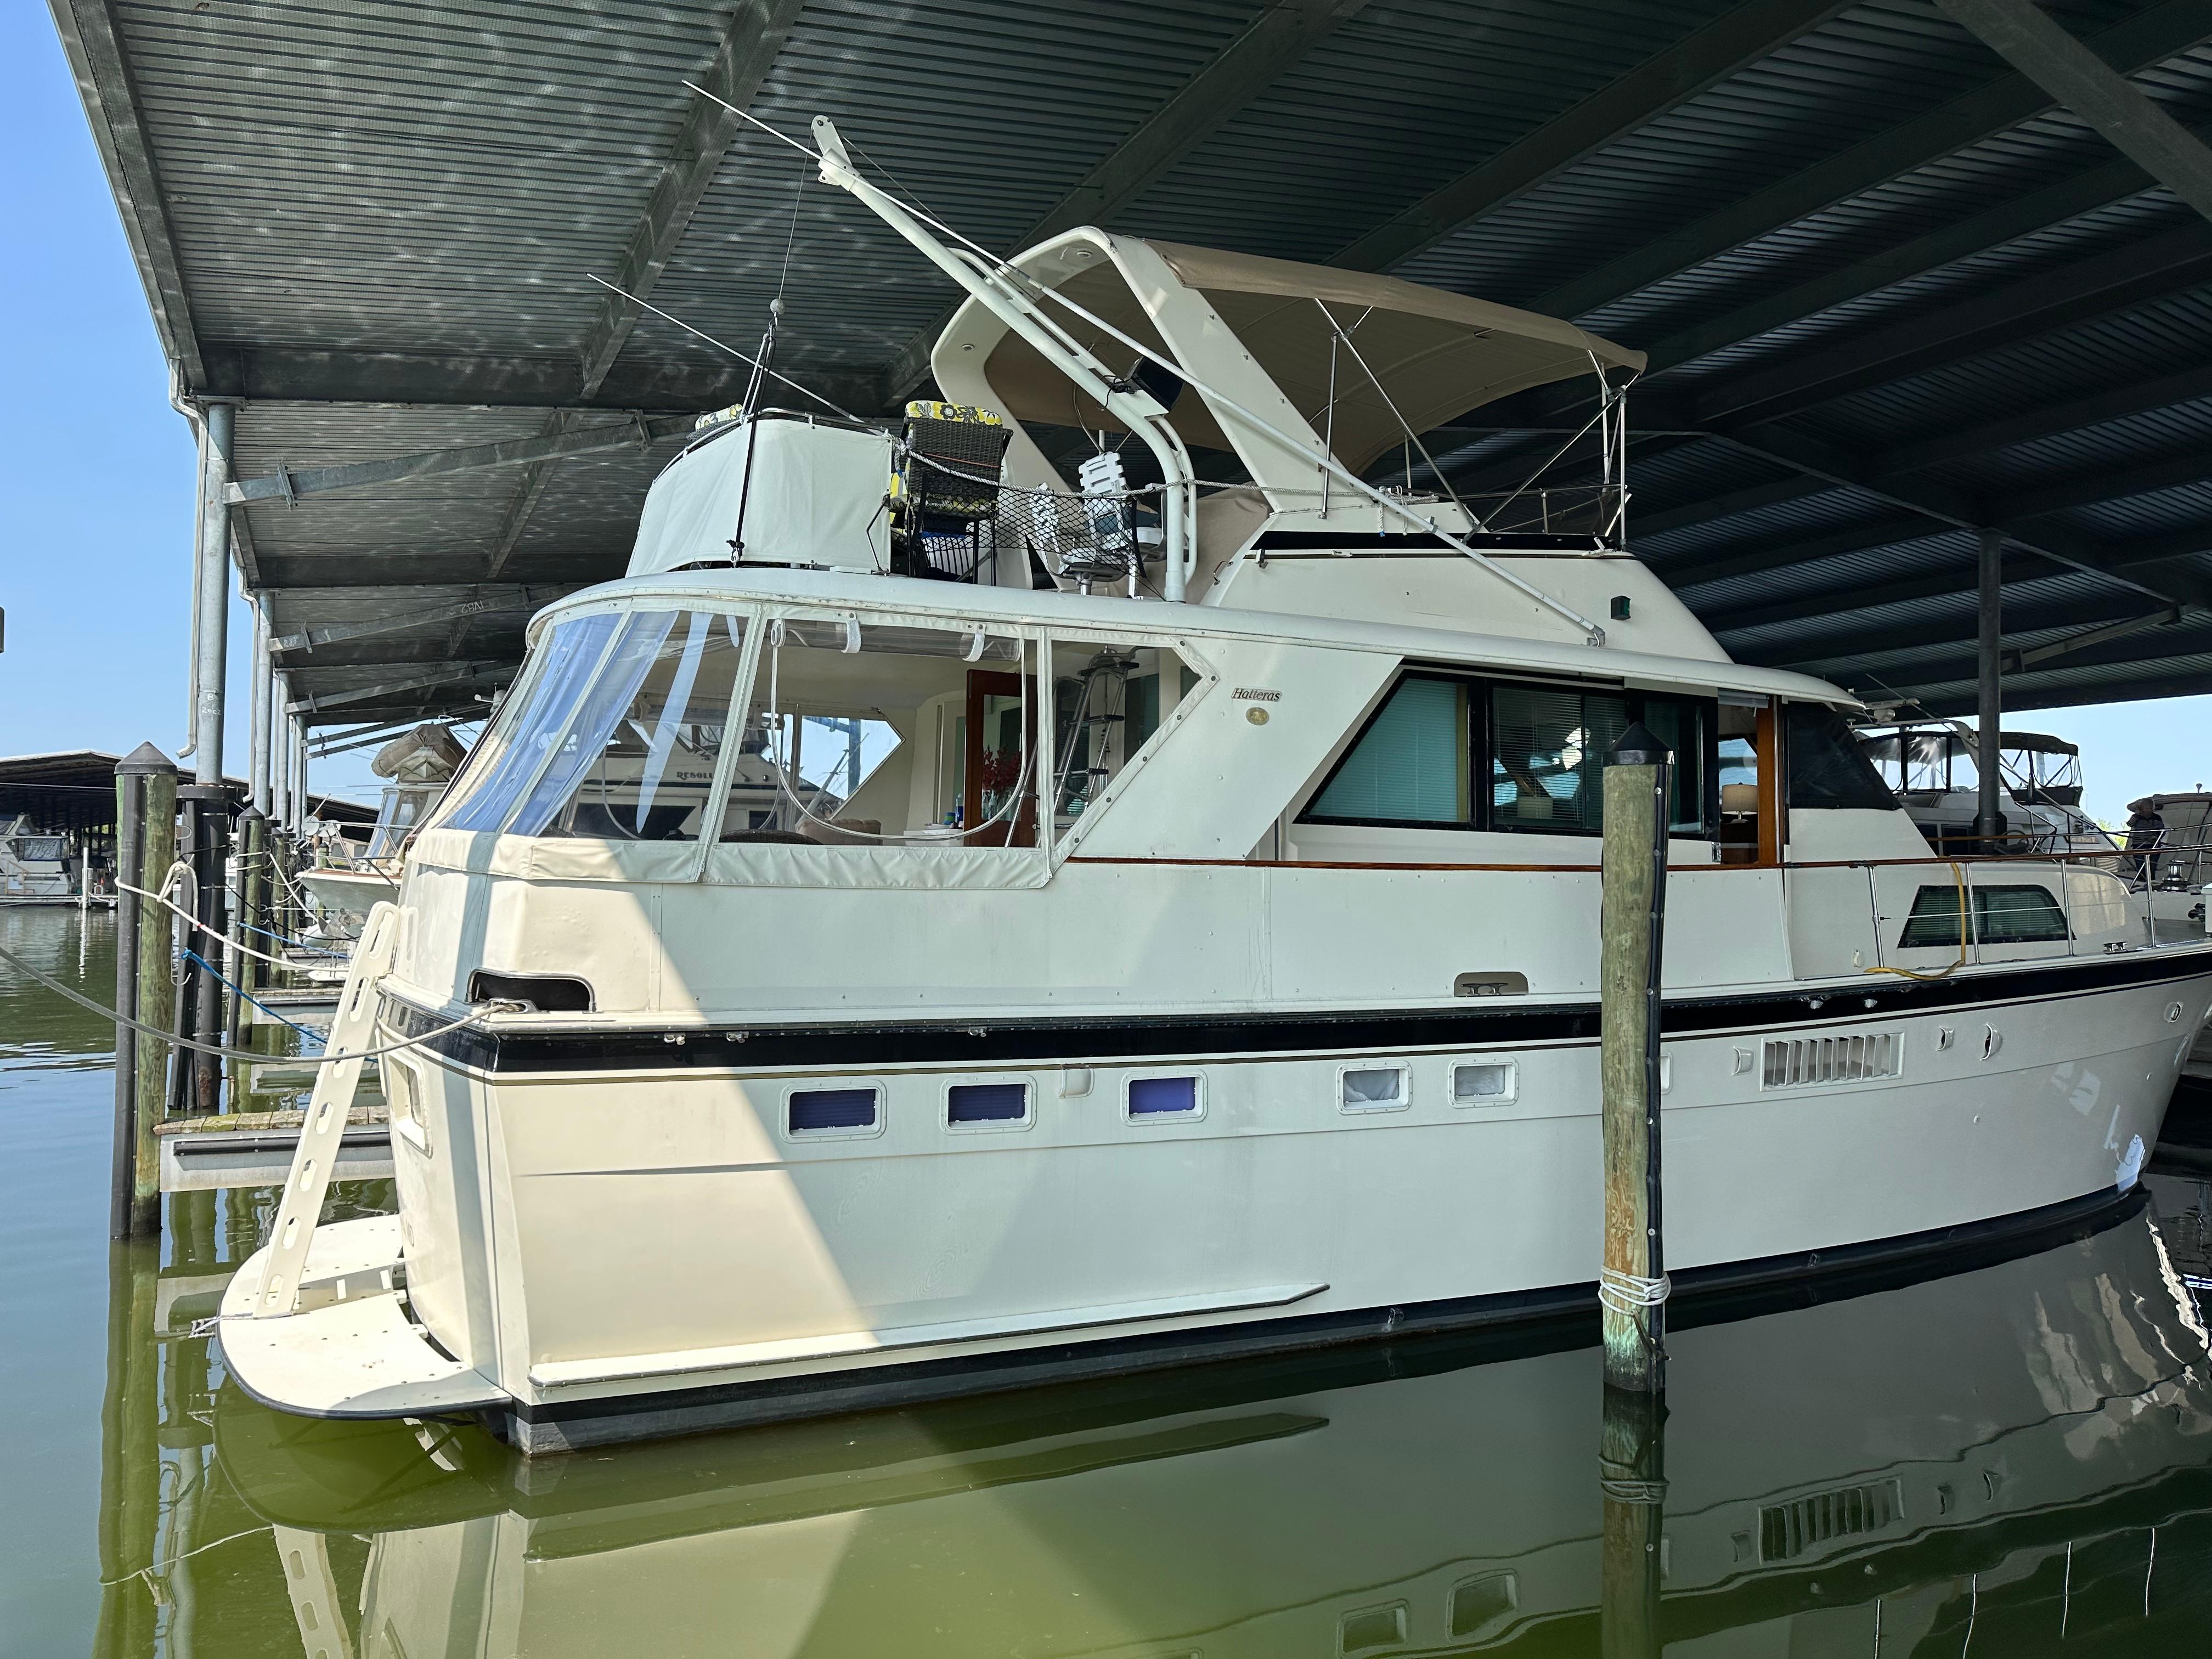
[1693,221,2212,427]
[198,344,884,417]
[1743,593,2182,669]
[1701,552,2050,634]
[48,0,202,382]
[1329,0,1857,274]
[1523,0,2210,323]
[1707,426,2212,608]
[881,0,1374,402]
[1871,359,2212,477]
[1996,449,2212,524]
[1900,665,2212,716]
[1937,0,2212,225]
[1653,513,1937,590]
[226,419,689,505]
[1808,613,2198,690]
[1623,471,1813,538]
[270,594,558,656]
[1638,139,2206,379]
[576,0,809,398]
[285,663,511,717]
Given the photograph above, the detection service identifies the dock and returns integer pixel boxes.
[156,1104,392,1192]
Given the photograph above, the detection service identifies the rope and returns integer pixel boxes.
[242,919,348,956]
[0,939,517,1064]
[1864,861,1970,982]
[1599,1476,1669,1505]
[179,947,326,1044]
[118,877,302,969]
[1598,1266,1671,1316]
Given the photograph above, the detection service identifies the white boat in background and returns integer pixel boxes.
[218,117,2212,1453]
[0,814,82,905]
[1857,721,2115,860]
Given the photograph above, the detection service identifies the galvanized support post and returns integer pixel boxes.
[248,602,272,816]
[1599,1385,1666,1659]
[193,402,235,788]
[1600,723,1669,1395]
[1977,527,2005,850]
[119,746,176,1235]
[176,785,229,1115]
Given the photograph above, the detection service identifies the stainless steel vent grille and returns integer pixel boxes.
[1759,1479,1902,1562]
[1761,1032,1900,1088]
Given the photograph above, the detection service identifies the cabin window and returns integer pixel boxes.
[441,611,620,832]
[1974,884,2069,944]
[732,617,1028,846]
[1897,883,2069,947]
[510,611,751,839]
[1307,675,1471,827]
[947,1081,1031,1127]
[1785,703,1897,811]
[1051,637,1193,827]
[788,1086,881,1136]
[1127,1074,1203,1119]
[1302,673,1712,837]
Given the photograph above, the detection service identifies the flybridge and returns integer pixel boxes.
[628,111,1644,645]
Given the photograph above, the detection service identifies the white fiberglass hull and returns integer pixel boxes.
[222,946,2212,1452]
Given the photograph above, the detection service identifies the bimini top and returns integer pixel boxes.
[936,231,1645,480]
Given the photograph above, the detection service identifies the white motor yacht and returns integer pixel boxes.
[0,814,80,904]
[218,120,2212,1453]
[1857,721,2115,860]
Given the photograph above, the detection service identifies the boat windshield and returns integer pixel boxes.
[437,610,749,840]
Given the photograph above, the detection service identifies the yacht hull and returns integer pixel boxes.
[221,949,2212,1452]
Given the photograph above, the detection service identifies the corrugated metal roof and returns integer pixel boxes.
[50,0,2212,723]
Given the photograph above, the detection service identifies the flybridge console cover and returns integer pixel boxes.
[628,414,896,577]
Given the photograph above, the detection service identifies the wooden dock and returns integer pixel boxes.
[155,1103,391,1192]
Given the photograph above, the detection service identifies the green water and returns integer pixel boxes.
[7,904,2212,1656]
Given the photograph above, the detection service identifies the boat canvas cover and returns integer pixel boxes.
[629,420,895,577]
[978,238,1646,472]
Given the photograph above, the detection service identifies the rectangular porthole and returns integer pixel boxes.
[1339,1601,1408,1654]
[947,1081,1031,1129]
[1340,1064,1408,1113]
[1127,1075,1203,1120]
[1452,1060,1517,1107]
[788,1086,881,1137]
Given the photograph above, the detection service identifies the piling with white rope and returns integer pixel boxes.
[1599,722,1669,1395]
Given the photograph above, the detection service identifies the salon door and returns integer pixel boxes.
[965,668,1037,847]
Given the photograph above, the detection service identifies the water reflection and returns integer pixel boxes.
[14,905,2212,1657]
[185,1203,2211,1658]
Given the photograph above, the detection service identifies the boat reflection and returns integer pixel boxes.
[210,1194,2212,1657]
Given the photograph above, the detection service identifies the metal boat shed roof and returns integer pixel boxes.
[48,0,2212,728]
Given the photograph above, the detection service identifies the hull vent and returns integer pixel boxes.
[1761,1031,1900,1089]
[1759,1477,1902,1562]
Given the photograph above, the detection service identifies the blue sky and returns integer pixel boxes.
[3,7,2206,826]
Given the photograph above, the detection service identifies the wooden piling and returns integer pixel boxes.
[1599,723,1669,1395]
[1599,1383,1667,1659]
[115,744,176,1238]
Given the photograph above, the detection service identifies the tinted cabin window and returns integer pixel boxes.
[1786,704,1898,811]
[789,1088,879,1133]
[1491,686,1627,834]
[1307,676,1470,826]
[1898,883,2069,947]
[1975,884,2069,944]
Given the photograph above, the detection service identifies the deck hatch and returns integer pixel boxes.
[1761,1032,1900,1089]
[1758,1477,1902,1562]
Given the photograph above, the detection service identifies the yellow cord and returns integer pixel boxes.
[1863,861,1970,981]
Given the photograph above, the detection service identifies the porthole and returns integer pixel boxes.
[1126,1074,1204,1121]
[787,1085,883,1138]
[1452,1060,1517,1108]
[1339,1063,1409,1113]
[947,1080,1032,1130]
